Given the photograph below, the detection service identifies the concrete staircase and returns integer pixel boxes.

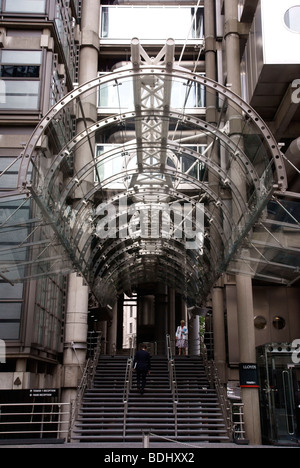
[175,356,230,442]
[72,355,128,442]
[125,356,175,441]
[72,354,230,443]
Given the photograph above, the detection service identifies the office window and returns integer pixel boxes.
[0,197,30,339]
[1,0,46,14]
[0,300,23,340]
[284,6,300,33]
[0,50,42,110]
[100,6,204,41]
[33,276,66,352]
[0,156,21,189]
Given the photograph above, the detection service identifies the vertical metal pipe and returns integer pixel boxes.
[205,3,226,374]
[62,0,101,413]
[224,0,262,445]
[143,431,150,448]
[205,0,222,256]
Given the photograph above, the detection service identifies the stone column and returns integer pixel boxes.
[75,0,100,187]
[189,315,200,356]
[62,0,100,414]
[224,0,262,444]
[107,303,118,355]
[168,288,176,354]
[61,273,89,422]
[155,284,168,355]
[236,275,262,444]
[212,283,227,383]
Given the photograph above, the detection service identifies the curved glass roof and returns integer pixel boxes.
[0,40,292,307]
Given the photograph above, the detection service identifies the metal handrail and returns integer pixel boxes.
[166,333,178,437]
[122,357,133,438]
[200,335,235,439]
[70,331,102,438]
[0,402,71,439]
[232,402,246,440]
[123,335,136,438]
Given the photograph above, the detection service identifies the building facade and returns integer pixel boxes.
[0,0,299,445]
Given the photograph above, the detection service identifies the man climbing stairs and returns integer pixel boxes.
[72,354,230,443]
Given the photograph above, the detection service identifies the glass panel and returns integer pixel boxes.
[0,302,22,341]
[98,75,205,111]
[0,282,23,298]
[0,302,22,319]
[0,322,20,340]
[171,79,206,108]
[0,157,21,188]
[98,77,134,109]
[101,6,204,40]
[96,145,137,185]
[0,80,40,109]
[4,0,46,14]
[33,276,65,351]
[1,50,42,64]
[0,65,40,78]
[284,6,300,33]
[273,316,286,330]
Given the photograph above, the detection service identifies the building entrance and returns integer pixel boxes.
[257,344,300,446]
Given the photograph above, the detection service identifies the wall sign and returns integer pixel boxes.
[239,363,259,388]
[29,389,58,398]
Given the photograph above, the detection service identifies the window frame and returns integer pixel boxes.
[0,0,47,16]
[0,49,43,112]
[99,5,205,44]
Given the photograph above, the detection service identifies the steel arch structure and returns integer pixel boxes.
[0,39,288,307]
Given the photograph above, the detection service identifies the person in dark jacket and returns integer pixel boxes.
[133,343,151,394]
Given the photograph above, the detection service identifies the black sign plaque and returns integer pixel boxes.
[29,389,58,398]
[239,363,259,388]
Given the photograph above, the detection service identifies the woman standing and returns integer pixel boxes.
[175,320,188,356]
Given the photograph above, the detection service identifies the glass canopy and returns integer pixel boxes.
[0,39,293,307]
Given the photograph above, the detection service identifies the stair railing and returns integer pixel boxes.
[69,331,102,439]
[200,335,234,439]
[166,333,178,437]
[123,335,136,438]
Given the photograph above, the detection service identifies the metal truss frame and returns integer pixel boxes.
[0,40,292,306]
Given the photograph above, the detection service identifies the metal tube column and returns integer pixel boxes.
[224,0,262,445]
[212,281,227,383]
[62,0,101,410]
[205,0,227,379]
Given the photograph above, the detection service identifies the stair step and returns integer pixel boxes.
[73,354,229,444]
[72,434,230,442]
[127,420,175,425]
[77,415,125,421]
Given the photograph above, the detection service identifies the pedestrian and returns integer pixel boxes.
[175,320,188,356]
[133,343,151,394]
